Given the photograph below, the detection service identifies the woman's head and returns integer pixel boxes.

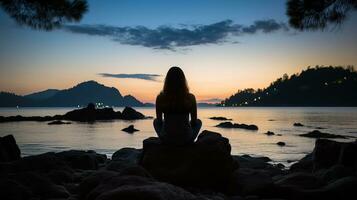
[162,66,189,97]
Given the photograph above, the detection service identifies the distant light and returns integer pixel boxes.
[344,77,347,80]
[258,97,261,99]
[245,102,248,105]
[254,98,257,101]
[324,82,328,86]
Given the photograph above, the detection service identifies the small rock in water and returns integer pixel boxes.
[294,123,304,127]
[277,142,286,146]
[216,122,258,131]
[122,125,139,133]
[209,116,232,121]
[299,130,347,139]
[48,120,71,125]
[264,131,275,136]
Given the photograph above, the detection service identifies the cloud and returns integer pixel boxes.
[63,19,289,50]
[99,73,161,81]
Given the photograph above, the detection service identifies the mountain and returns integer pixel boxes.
[123,95,145,107]
[222,66,357,107]
[0,92,34,107]
[0,81,145,107]
[25,89,59,100]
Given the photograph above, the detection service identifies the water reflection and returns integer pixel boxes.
[0,107,356,165]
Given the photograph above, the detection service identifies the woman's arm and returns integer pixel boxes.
[190,94,197,125]
[156,95,163,123]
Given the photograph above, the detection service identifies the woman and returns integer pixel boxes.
[154,66,202,145]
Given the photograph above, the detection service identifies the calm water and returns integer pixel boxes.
[1,107,357,166]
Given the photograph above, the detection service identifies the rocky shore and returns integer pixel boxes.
[0,104,150,123]
[1,131,357,200]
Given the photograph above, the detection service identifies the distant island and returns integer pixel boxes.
[0,81,150,107]
[222,66,357,107]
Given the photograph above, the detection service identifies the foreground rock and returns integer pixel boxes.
[216,122,258,130]
[0,104,147,123]
[209,116,232,121]
[139,130,238,190]
[299,130,348,139]
[0,134,21,162]
[1,134,357,200]
[121,125,139,133]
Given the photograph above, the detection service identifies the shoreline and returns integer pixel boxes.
[1,133,356,200]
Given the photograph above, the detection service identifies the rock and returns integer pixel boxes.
[216,122,258,131]
[290,153,313,172]
[56,150,107,170]
[119,165,152,178]
[209,116,232,121]
[293,122,304,127]
[112,147,141,163]
[121,107,145,120]
[80,175,197,200]
[0,179,32,200]
[48,120,71,125]
[277,142,286,146]
[12,172,70,199]
[315,164,354,183]
[299,130,347,139]
[233,155,283,177]
[139,130,238,190]
[275,172,325,189]
[312,139,357,171]
[107,148,142,172]
[228,168,274,196]
[0,105,146,122]
[0,134,21,162]
[5,152,73,173]
[121,125,139,133]
[63,104,122,122]
[265,131,275,136]
[47,169,75,185]
[320,176,357,199]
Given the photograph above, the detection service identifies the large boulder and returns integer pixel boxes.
[290,153,313,172]
[312,139,357,171]
[56,150,107,170]
[112,147,141,163]
[139,130,238,190]
[274,172,325,190]
[1,152,72,173]
[229,168,274,196]
[80,173,197,200]
[0,134,21,162]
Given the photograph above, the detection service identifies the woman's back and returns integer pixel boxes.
[154,66,201,145]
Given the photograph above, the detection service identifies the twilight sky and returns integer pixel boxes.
[0,0,356,103]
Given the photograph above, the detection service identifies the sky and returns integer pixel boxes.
[0,0,357,103]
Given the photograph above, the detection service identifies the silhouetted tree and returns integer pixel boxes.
[287,0,357,30]
[0,0,88,30]
[223,66,357,107]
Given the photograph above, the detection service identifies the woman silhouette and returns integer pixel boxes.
[154,66,202,145]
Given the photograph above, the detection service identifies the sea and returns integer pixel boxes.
[1,107,357,166]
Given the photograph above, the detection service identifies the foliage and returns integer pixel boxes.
[0,0,88,30]
[223,66,357,106]
[287,0,357,30]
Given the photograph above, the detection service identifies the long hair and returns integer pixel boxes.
[161,67,189,108]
